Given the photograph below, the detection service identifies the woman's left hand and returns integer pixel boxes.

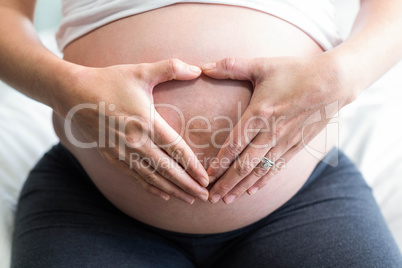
[202,56,352,204]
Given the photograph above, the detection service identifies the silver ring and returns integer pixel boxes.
[261,157,274,169]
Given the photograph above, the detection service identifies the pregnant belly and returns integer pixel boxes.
[54,3,332,233]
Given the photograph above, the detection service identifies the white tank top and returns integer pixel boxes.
[56,0,342,52]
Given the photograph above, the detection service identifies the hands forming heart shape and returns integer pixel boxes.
[201,56,348,204]
[66,55,350,205]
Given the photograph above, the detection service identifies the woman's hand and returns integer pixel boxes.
[202,56,352,204]
[59,59,210,204]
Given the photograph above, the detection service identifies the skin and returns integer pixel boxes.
[54,4,326,233]
[55,61,211,204]
[203,56,347,204]
[0,1,402,233]
[203,0,402,204]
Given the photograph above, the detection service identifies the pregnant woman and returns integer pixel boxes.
[1,0,402,267]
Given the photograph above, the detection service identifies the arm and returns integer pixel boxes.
[0,0,210,204]
[202,0,402,204]
[330,0,402,97]
[0,0,73,112]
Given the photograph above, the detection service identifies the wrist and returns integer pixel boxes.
[314,51,359,107]
[51,60,89,118]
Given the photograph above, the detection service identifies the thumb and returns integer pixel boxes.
[201,57,258,81]
[143,58,202,86]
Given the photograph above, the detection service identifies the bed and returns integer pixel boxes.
[1,1,401,267]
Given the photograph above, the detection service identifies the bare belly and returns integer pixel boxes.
[53,3,334,233]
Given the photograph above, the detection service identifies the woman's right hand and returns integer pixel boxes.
[57,59,210,204]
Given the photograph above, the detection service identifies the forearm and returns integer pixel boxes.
[0,3,77,115]
[326,0,402,102]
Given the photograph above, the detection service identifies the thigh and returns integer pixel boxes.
[11,144,194,268]
[214,151,402,268]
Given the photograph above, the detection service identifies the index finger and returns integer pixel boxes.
[152,111,209,187]
[207,108,268,183]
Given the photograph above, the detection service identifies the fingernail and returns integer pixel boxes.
[248,187,259,195]
[184,196,195,204]
[208,175,216,183]
[210,194,221,203]
[200,177,209,187]
[224,194,237,204]
[160,194,170,201]
[199,192,209,201]
[202,62,216,70]
[190,66,202,74]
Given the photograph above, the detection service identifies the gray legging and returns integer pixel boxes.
[11,144,402,267]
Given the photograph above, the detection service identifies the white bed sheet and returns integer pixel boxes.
[0,30,59,268]
[1,2,402,267]
[336,0,402,249]
[339,66,402,251]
